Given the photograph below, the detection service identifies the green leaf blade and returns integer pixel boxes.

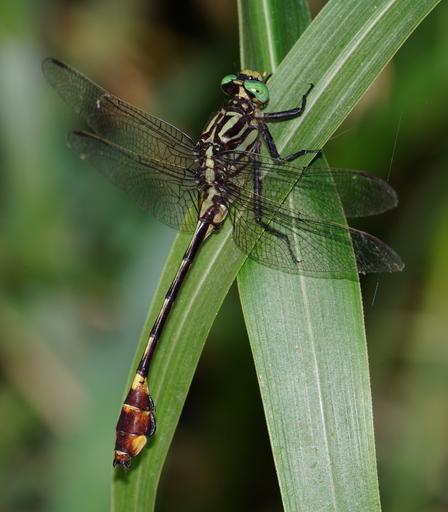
[238,266,379,510]
[238,0,311,70]
[238,0,441,511]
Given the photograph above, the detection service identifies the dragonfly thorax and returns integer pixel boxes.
[197,102,260,160]
[195,100,261,228]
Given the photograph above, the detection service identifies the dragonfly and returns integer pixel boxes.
[43,57,403,469]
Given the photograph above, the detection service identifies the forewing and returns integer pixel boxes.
[296,167,398,218]
[42,58,195,167]
[68,131,199,231]
[221,151,398,219]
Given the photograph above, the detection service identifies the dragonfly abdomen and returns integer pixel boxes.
[114,373,156,469]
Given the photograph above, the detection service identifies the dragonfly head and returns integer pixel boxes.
[221,70,270,107]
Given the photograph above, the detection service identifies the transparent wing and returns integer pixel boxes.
[227,185,403,274]
[68,131,199,231]
[42,58,196,167]
[220,151,398,219]
[229,195,403,274]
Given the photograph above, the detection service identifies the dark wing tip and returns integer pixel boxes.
[378,176,399,210]
[354,170,399,212]
[67,129,83,146]
[370,172,399,209]
[383,252,405,273]
[42,57,65,76]
[392,255,405,272]
[66,130,94,161]
[353,228,405,274]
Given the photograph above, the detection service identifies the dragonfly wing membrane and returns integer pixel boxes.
[68,130,199,231]
[42,58,195,164]
[295,167,398,218]
[230,192,403,273]
[222,151,398,219]
[222,151,402,273]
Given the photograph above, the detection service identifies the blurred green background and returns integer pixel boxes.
[0,1,447,511]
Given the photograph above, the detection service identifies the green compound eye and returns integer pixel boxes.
[221,74,237,87]
[244,80,269,103]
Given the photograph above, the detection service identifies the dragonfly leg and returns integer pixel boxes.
[260,123,320,162]
[253,159,300,266]
[262,83,314,122]
[259,82,319,162]
[255,218,300,266]
[146,394,157,436]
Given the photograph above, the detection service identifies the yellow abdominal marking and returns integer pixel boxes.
[132,373,147,390]
[122,403,150,414]
[205,167,215,183]
[130,435,147,454]
[213,204,228,224]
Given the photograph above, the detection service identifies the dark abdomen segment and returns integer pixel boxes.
[114,373,156,468]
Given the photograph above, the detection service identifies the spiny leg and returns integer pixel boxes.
[252,157,300,266]
[261,122,320,162]
[259,83,319,162]
[262,83,314,122]
[255,217,301,266]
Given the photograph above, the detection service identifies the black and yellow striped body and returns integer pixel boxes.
[199,99,260,154]
[194,98,261,229]
[114,69,297,469]
[44,59,402,472]
[46,59,359,471]
[113,97,264,468]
